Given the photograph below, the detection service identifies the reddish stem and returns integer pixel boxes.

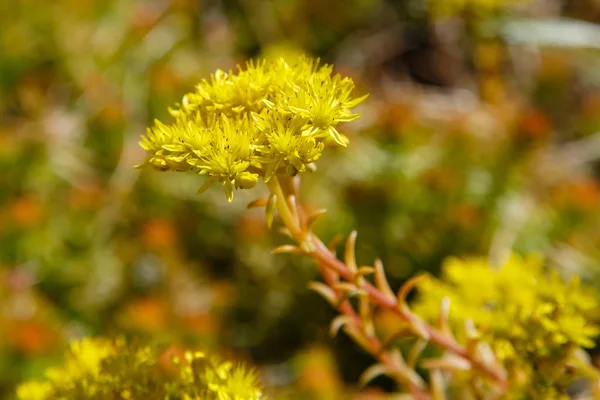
[317,262,431,400]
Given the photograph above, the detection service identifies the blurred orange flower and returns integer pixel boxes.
[122,296,169,332]
[143,219,177,250]
[8,320,57,355]
[10,196,43,228]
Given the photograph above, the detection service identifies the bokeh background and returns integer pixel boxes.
[3,0,600,398]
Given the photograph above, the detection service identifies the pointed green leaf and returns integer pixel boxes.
[266,193,276,228]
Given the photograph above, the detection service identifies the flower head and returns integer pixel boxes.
[138,56,367,201]
[16,338,264,400]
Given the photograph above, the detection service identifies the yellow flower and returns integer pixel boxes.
[216,364,262,400]
[138,56,367,201]
[45,337,114,384]
[16,381,52,400]
[279,72,367,147]
[412,254,599,397]
[16,338,264,400]
[252,111,323,180]
[16,338,114,400]
[178,61,272,118]
[140,113,214,172]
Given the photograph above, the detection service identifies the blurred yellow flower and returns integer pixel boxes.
[213,364,262,400]
[45,337,114,384]
[139,56,367,201]
[15,381,51,400]
[412,254,599,397]
[427,0,530,16]
[16,338,264,400]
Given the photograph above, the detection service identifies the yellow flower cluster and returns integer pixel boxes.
[413,254,599,398]
[16,338,114,400]
[139,57,367,201]
[16,338,263,400]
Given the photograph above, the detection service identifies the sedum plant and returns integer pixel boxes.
[134,56,600,399]
[413,255,600,399]
[425,0,531,16]
[16,337,263,400]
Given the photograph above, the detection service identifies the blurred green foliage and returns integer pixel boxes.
[3,0,600,398]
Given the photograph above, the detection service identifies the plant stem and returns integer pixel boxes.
[311,238,506,385]
[316,261,432,400]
